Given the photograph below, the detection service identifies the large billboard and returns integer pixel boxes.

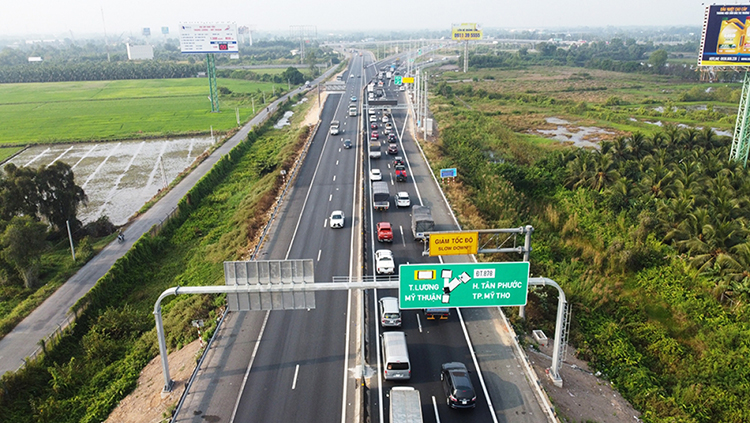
[179,22,238,54]
[451,23,483,41]
[699,5,750,66]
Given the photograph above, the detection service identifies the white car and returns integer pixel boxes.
[375,249,395,275]
[330,210,345,228]
[370,168,382,181]
[369,114,378,122]
[382,115,390,123]
[396,191,411,207]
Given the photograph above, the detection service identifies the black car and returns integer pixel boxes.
[387,143,398,155]
[393,156,405,167]
[441,362,476,409]
[343,139,352,149]
[388,133,397,142]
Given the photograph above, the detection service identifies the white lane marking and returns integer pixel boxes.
[339,148,342,152]
[23,147,51,168]
[292,364,300,390]
[81,142,121,190]
[47,146,75,167]
[417,313,422,333]
[324,219,328,228]
[329,194,333,202]
[336,160,339,166]
[396,113,426,206]
[229,310,271,422]
[432,396,441,423]
[72,144,97,170]
[400,226,405,247]
[317,249,322,261]
[458,306,500,422]
[333,175,337,182]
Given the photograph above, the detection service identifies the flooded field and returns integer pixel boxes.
[5,137,215,226]
[535,117,614,149]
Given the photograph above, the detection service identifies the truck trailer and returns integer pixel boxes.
[372,181,390,211]
[390,387,423,423]
[411,205,434,240]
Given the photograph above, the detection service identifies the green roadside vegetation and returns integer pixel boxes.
[422,63,750,422]
[0,78,288,146]
[0,91,315,422]
[0,146,23,162]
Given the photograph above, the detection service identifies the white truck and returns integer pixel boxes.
[330,120,340,135]
[349,105,357,117]
[390,387,423,423]
[372,181,390,210]
[411,205,434,240]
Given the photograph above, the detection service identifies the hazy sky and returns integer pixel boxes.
[1,0,709,37]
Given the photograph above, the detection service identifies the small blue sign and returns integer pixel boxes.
[440,168,457,178]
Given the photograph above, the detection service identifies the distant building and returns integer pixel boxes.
[27,57,43,62]
[126,43,154,60]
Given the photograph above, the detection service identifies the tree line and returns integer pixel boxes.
[0,61,204,84]
[0,162,86,289]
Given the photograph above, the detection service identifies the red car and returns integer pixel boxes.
[371,123,378,130]
[371,131,379,140]
[377,222,393,242]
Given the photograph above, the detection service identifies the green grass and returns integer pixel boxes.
[0,78,280,146]
[0,146,23,162]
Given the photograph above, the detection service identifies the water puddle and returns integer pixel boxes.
[274,111,294,129]
[534,117,614,149]
[4,137,214,226]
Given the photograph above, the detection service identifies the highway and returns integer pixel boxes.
[176,50,551,423]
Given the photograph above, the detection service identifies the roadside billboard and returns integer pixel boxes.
[699,5,750,66]
[451,23,483,41]
[179,22,238,54]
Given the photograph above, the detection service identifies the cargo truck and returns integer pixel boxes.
[411,205,434,240]
[369,141,381,159]
[372,181,390,211]
[390,387,423,423]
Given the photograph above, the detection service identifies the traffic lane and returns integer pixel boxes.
[373,294,491,423]
[235,292,348,422]
[258,93,343,259]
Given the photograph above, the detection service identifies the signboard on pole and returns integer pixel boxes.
[179,22,239,54]
[451,23,483,41]
[402,77,414,83]
[161,27,169,35]
[429,232,478,256]
[394,75,403,85]
[699,5,750,66]
[440,168,457,178]
[399,262,529,309]
[142,28,151,37]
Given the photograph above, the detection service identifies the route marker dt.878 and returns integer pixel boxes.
[399,262,529,309]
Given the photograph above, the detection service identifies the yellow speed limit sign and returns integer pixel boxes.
[402,77,414,83]
[429,232,478,256]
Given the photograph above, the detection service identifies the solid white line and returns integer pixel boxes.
[317,249,322,262]
[395,114,425,206]
[292,364,300,389]
[230,310,271,422]
[285,94,343,259]
[432,396,441,423]
[457,307,500,423]
[399,226,406,247]
[416,313,422,333]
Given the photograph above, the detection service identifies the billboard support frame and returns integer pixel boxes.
[731,71,750,166]
[207,54,219,113]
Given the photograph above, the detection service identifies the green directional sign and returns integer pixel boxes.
[394,75,403,85]
[399,262,529,309]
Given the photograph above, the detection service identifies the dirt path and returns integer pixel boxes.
[105,339,202,423]
[527,337,642,423]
